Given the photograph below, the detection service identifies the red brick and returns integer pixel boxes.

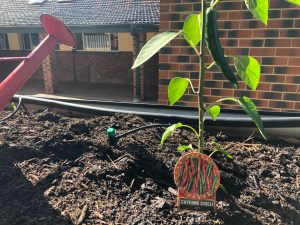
[160,54,169,62]
[268,100,295,109]
[292,39,300,47]
[276,48,300,57]
[158,0,300,112]
[288,57,300,66]
[250,48,276,57]
[257,83,271,91]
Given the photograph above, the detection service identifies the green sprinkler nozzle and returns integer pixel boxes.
[107,127,118,146]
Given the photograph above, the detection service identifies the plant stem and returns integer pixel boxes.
[198,0,207,153]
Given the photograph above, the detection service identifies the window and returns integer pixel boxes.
[75,33,118,51]
[21,33,39,50]
[0,33,9,50]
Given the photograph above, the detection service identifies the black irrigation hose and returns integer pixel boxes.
[116,124,170,139]
[0,96,23,123]
[107,123,171,146]
[12,95,300,128]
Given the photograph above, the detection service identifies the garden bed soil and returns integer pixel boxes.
[0,109,299,225]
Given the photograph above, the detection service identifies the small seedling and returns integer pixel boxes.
[11,102,17,111]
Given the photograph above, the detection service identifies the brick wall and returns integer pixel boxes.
[133,33,145,100]
[55,51,133,85]
[0,50,133,85]
[144,53,159,101]
[132,33,160,101]
[56,50,158,101]
[0,49,158,101]
[42,51,58,94]
[159,0,300,112]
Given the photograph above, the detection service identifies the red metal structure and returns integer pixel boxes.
[0,14,76,111]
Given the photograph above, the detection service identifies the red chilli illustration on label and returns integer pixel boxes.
[174,152,220,211]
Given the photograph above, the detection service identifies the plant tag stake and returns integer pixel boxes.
[174,152,220,211]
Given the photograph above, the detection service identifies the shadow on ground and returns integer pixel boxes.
[0,147,73,225]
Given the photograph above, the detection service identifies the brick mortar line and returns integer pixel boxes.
[161,14,299,17]
[177,99,298,103]
[161,55,300,60]
[159,79,300,86]
[160,62,300,66]
[160,46,299,49]
[161,45,300,48]
[160,6,300,10]
[163,15,300,19]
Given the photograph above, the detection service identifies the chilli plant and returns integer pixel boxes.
[132,0,300,157]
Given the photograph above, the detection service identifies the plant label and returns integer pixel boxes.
[174,152,220,211]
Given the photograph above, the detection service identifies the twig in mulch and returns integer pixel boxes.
[93,211,108,224]
[252,175,261,190]
[145,218,154,225]
[242,143,262,147]
[168,187,177,196]
[76,204,88,225]
[3,183,30,194]
[130,178,135,188]
[113,153,135,163]
[106,174,120,181]
[242,130,255,144]
[106,154,120,169]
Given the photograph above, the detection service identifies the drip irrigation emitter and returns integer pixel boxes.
[106,124,170,146]
[0,96,24,123]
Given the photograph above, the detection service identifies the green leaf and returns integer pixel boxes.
[286,0,300,6]
[234,56,261,90]
[178,144,193,151]
[161,123,183,144]
[161,123,198,144]
[219,148,233,160]
[132,31,181,69]
[207,105,221,121]
[238,96,267,140]
[244,0,269,25]
[11,102,17,110]
[168,77,189,106]
[214,142,233,159]
[183,14,202,48]
[219,184,228,194]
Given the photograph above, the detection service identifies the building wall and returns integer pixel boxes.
[59,44,72,51]
[7,33,22,50]
[118,33,134,52]
[144,53,159,101]
[1,32,135,84]
[54,51,133,85]
[147,32,156,41]
[117,32,157,52]
[159,0,300,111]
[0,50,133,83]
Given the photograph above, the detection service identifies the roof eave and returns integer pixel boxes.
[0,23,159,34]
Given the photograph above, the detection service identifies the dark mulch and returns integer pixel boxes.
[0,109,299,225]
